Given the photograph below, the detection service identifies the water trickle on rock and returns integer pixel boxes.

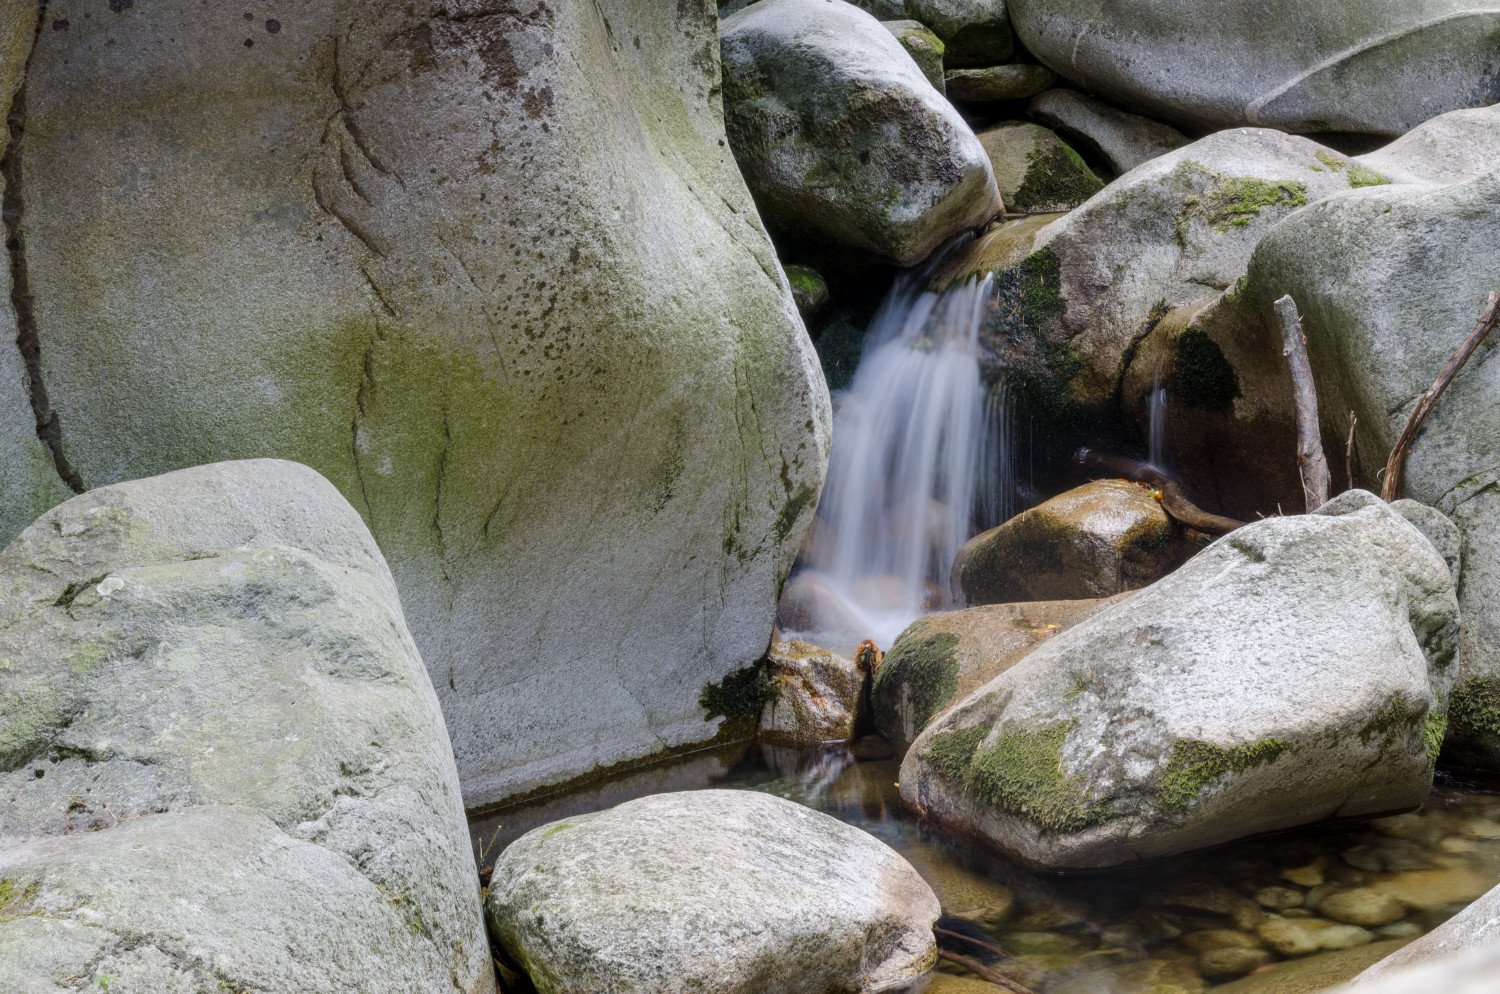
[793,240,1013,651]
[1147,363,1172,473]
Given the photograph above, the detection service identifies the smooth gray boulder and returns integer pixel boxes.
[946,64,1054,103]
[1246,170,1500,767]
[1009,0,1500,136]
[900,491,1459,870]
[1337,942,1500,994]
[1357,104,1500,186]
[1028,89,1190,175]
[1029,128,1389,411]
[7,0,830,807]
[0,460,492,993]
[722,0,1002,266]
[1350,882,1500,984]
[905,0,1012,67]
[486,789,941,994]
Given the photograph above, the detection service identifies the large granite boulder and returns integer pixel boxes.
[486,789,941,994]
[1008,0,1500,136]
[952,479,1196,604]
[2,0,830,806]
[900,491,1459,870]
[1028,89,1190,175]
[1246,169,1500,767]
[871,595,1125,756]
[721,0,1002,265]
[0,460,492,993]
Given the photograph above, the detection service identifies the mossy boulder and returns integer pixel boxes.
[946,64,1055,103]
[0,460,492,993]
[1246,168,1500,768]
[952,479,1196,605]
[901,491,1458,870]
[485,790,941,994]
[721,0,1002,266]
[882,18,947,92]
[1028,89,1189,175]
[784,263,831,320]
[870,595,1126,756]
[904,0,1012,68]
[3,0,830,806]
[1009,0,1500,136]
[976,123,1103,214]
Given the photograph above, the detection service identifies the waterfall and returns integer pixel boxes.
[1147,363,1171,472]
[787,245,1010,652]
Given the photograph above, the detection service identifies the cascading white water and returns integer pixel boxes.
[1147,364,1171,472]
[789,248,1006,651]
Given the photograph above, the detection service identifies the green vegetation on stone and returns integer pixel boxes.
[1358,694,1427,752]
[1157,738,1291,811]
[1173,329,1241,412]
[700,660,775,722]
[1447,676,1500,748]
[926,719,1108,833]
[0,878,37,922]
[813,312,866,392]
[872,631,961,737]
[1012,138,1105,213]
[1347,165,1388,189]
[1424,711,1447,765]
[1178,175,1309,233]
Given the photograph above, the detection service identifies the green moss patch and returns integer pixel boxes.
[1012,138,1104,212]
[1424,711,1447,765]
[1447,676,1500,746]
[1180,177,1309,232]
[1347,165,1388,189]
[1157,738,1291,811]
[699,660,774,722]
[926,719,1108,833]
[1173,329,1241,412]
[1358,694,1427,751]
[872,631,961,738]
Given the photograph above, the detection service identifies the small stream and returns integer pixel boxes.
[472,745,1500,993]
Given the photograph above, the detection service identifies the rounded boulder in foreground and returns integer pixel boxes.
[485,789,941,994]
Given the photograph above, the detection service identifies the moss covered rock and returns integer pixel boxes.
[871,595,1125,755]
[486,790,941,994]
[882,18,947,92]
[901,491,1458,870]
[946,64,1055,103]
[1247,167,1500,769]
[784,263,831,320]
[953,479,1195,605]
[0,460,492,993]
[721,0,1002,265]
[905,0,1012,68]
[977,123,1102,214]
[2,0,830,806]
[1009,0,1500,136]
[759,640,865,745]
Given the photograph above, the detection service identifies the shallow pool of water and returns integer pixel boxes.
[471,743,1500,993]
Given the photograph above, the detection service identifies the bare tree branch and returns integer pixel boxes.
[1382,291,1500,501]
[1273,295,1330,511]
[1073,449,1245,535]
[1345,411,1357,494]
[938,951,1039,994]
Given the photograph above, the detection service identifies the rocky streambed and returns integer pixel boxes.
[472,746,1500,994]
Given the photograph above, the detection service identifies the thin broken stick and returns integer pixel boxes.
[1345,412,1357,493]
[1273,295,1330,511]
[1072,448,1245,534]
[935,926,1016,960]
[1382,291,1500,501]
[938,950,1038,994]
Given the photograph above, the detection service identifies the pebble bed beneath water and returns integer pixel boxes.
[471,744,1500,994]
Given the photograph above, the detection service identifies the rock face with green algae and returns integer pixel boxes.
[1245,169,1500,769]
[485,789,941,994]
[1026,128,1389,414]
[0,460,492,994]
[1008,0,1500,136]
[975,123,1103,213]
[951,479,1194,605]
[4,0,831,806]
[904,0,1012,68]
[881,19,947,92]
[721,0,1002,266]
[871,595,1127,756]
[900,491,1459,871]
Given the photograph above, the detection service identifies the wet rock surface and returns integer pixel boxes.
[759,640,867,746]
[484,789,941,994]
[0,460,492,994]
[902,492,1458,870]
[721,0,1001,266]
[952,479,1194,605]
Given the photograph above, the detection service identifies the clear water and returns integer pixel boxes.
[1147,365,1171,474]
[788,243,1006,652]
[473,746,1500,994]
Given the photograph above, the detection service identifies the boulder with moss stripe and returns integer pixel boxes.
[900,491,1458,871]
[976,122,1103,213]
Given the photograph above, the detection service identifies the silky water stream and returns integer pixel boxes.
[472,255,1498,993]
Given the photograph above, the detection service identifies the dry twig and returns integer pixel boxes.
[1273,295,1330,511]
[935,926,1015,960]
[938,950,1038,994]
[1345,412,1357,493]
[1073,449,1245,535]
[1382,291,1500,501]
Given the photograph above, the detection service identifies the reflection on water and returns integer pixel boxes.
[472,746,1500,993]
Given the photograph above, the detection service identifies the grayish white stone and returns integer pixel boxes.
[1028,89,1190,175]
